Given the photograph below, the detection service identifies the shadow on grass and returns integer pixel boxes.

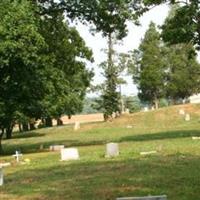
[2,154,200,200]
[2,129,200,156]
[120,130,200,143]
[12,132,45,139]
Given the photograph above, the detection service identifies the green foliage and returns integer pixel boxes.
[81,97,104,114]
[123,95,142,113]
[39,12,94,119]
[164,43,200,100]
[129,22,165,108]
[38,0,145,39]
[0,0,51,139]
[145,0,200,49]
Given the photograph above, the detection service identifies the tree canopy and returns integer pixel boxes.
[129,22,165,108]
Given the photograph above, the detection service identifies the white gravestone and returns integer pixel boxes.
[74,122,80,131]
[61,148,79,161]
[116,195,167,200]
[144,107,149,112]
[179,109,185,115]
[192,136,200,140]
[0,167,3,186]
[185,114,190,121]
[49,145,65,151]
[125,109,130,114]
[12,151,23,162]
[0,163,11,186]
[140,151,157,155]
[106,143,119,157]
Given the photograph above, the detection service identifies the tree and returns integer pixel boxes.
[161,6,200,102]
[128,22,165,109]
[144,0,200,49]
[123,95,142,113]
[39,11,94,125]
[0,0,53,152]
[38,0,144,39]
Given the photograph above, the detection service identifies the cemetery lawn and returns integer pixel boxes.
[1,104,200,200]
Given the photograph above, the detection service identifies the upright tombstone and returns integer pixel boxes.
[185,113,191,121]
[179,109,185,115]
[106,143,119,157]
[61,148,79,161]
[74,122,80,131]
[144,107,149,112]
[0,167,3,186]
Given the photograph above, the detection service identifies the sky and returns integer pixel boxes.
[76,4,170,97]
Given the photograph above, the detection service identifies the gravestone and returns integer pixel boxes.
[144,107,149,112]
[74,122,80,131]
[0,167,3,186]
[192,136,200,140]
[116,195,167,200]
[106,143,119,157]
[12,151,23,162]
[140,151,157,155]
[61,148,79,161]
[125,109,130,114]
[185,113,190,121]
[0,163,11,186]
[126,125,133,129]
[49,145,65,151]
[179,109,185,115]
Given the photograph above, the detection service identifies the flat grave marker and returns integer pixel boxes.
[179,109,185,115]
[116,195,167,200]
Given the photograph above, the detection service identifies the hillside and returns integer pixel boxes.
[1,103,200,200]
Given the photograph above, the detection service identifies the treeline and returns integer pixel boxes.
[128,7,200,109]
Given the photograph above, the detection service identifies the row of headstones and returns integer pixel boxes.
[50,143,120,161]
[179,109,190,121]
[50,143,159,161]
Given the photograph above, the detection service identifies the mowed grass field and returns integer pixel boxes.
[1,104,200,200]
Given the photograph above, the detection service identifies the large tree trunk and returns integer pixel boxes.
[22,123,29,132]
[0,129,4,155]
[57,118,63,126]
[6,124,13,139]
[18,123,23,132]
[45,117,53,127]
[29,118,36,130]
[154,97,159,110]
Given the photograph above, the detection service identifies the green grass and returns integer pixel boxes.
[1,104,200,200]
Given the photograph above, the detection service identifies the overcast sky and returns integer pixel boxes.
[76,4,170,97]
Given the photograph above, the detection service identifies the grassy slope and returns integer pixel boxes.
[1,104,200,200]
